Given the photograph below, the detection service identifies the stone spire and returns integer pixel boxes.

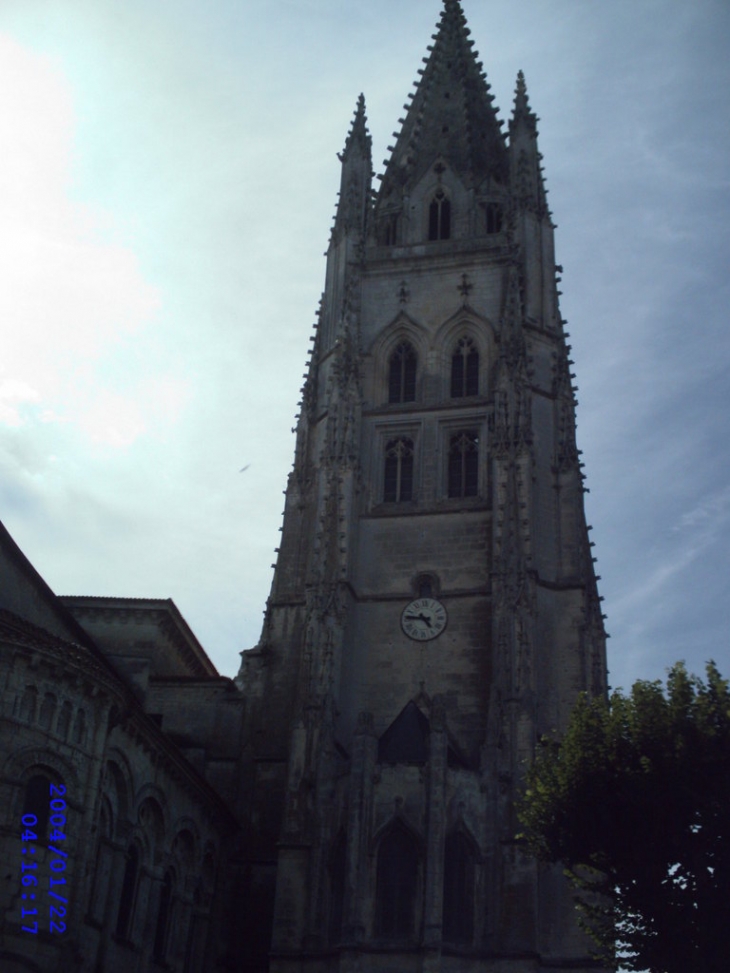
[332,94,372,243]
[376,0,507,202]
[509,70,548,216]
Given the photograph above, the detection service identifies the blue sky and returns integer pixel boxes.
[0,0,728,693]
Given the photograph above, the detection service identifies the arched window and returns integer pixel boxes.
[89,798,114,925]
[384,438,414,503]
[57,701,72,741]
[153,870,174,963]
[22,774,52,840]
[388,342,417,403]
[428,189,451,241]
[19,686,37,723]
[73,709,86,746]
[443,830,475,945]
[39,693,57,731]
[116,843,139,940]
[417,574,435,599]
[448,431,479,498]
[375,822,419,941]
[328,831,347,945]
[485,201,503,234]
[451,337,479,397]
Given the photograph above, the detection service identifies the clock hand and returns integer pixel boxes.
[405,612,433,627]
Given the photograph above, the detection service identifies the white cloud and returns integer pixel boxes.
[0,33,162,448]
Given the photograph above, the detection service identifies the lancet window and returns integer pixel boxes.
[443,829,476,945]
[448,430,479,498]
[388,342,417,403]
[327,831,347,945]
[383,212,400,246]
[375,822,419,941]
[384,438,414,503]
[485,201,503,234]
[428,189,451,241]
[451,336,479,397]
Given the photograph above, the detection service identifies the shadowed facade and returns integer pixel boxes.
[236,2,607,970]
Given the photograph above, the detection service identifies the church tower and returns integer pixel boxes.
[237,2,606,970]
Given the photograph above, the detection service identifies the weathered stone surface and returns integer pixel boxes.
[237,3,607,970]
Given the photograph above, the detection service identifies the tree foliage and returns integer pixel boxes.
[517,662,730,973]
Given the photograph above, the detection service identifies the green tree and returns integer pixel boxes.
[517,662,730,973]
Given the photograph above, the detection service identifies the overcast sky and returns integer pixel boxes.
[0,0,728,694]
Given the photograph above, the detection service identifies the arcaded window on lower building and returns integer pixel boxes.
[388,341,417,403]
[375,822,419,941]
[22,773,52,841]
[451,337,479,397]
[448,430,479,497]
[116,843,140,940]
[384,437,414,502]
[428,189,451,240]
[153,870,174,963]
[443,829,475,945]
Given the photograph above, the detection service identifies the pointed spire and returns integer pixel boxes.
[510,70,538,136]
[376,0,507,203]
[340,93,371,163]
[508,71,548,217]
[332,94,373,245]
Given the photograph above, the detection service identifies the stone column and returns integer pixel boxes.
[342,711,376,947]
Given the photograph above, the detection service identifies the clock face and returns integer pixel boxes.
[401,598,448,641]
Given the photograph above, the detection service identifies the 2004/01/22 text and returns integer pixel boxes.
[21,782,69,935]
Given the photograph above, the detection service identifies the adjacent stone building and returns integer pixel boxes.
[0,521,245,972]
[0,2,607,971]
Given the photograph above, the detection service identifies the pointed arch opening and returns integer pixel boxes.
[485,201,503,234]
[448,430,479,498]
[384,437,414,503]
[443,828,476,945]
[375,820,420,942]
[388,341,417,403]
[327,830,347,945]
[428,189,451,241]
[451,336,479,397]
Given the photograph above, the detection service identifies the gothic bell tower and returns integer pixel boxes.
[236,2,606,970]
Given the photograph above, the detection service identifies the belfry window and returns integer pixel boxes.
[451,337,479,397]
[428,189,451,241]
[448,430,479,498]
[388,342,417,403]
[383,212,400,246]
[485,201,503,234]
[375,822,419,941]
[384,438,414,503]
[443,830,476,945]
